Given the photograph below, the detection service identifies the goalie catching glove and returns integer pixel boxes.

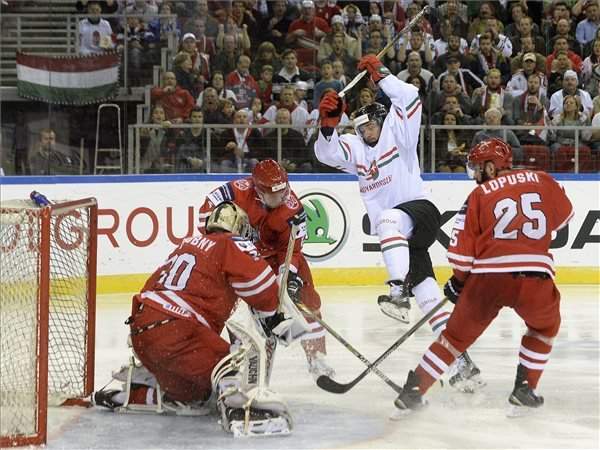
[357,54,391,84]
[318,91,344,128]
[252,308,307,346]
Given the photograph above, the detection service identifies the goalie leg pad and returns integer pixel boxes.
[212,320,293,437]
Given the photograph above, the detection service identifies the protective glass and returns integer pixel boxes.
[466,161,480,179]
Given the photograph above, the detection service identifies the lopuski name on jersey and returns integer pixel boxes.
[181,235,217,252]
[480,171,540,194]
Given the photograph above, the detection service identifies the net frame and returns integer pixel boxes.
[0,197,98,447]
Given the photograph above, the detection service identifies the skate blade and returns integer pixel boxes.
[378,301,410,324]
[229,417,292,437]
[389,407,413,421]
[506,404,539,418]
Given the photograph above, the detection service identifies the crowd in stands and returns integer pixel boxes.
[4,0,600,174]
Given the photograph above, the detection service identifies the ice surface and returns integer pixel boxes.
[43,285,599,449]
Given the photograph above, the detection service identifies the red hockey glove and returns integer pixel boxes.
[318,91,344,128]
[357,54,391,83]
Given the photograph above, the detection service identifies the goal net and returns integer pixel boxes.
[0,197,98,447]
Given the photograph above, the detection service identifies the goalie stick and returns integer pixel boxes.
[314,298,450,394]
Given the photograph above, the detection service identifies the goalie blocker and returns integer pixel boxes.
[93,202,303,436]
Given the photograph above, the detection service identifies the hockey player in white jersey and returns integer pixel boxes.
[314,54,484,392]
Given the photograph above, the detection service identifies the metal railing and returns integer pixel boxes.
[126,123,599,175]
[429,125,598,174]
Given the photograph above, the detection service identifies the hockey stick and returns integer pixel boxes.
[315,297,450,394]
[339,5,430,99]
[295,302,403,394]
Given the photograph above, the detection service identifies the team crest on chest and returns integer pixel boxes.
[285,195,299,209]
[367,160,380,181]
[234,179,251,190]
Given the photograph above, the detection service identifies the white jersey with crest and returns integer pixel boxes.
[314,75,428,235]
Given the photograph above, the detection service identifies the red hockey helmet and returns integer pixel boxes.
[252,159,290,208]
[467,138,513,179]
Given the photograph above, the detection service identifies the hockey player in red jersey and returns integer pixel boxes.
[393,138,574,417]
[94,202,299,435]
[198,159,335,380]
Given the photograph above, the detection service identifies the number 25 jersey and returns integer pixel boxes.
[447,170,573,278]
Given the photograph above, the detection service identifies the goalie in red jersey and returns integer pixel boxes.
[393,138,574,418]
[198,159,335,381]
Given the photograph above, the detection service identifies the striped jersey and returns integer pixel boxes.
[314,75,429,235]
[447,170,573,278]
[136,232,279,333]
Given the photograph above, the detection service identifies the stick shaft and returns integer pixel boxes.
[338,6,430,99]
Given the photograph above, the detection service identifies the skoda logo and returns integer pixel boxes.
[299,191,348,261]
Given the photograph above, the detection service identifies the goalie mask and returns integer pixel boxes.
[206,202,252,239]
[252,159,290,209]
[353,102,387,146]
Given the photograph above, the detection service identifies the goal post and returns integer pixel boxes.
[0,197,98,447]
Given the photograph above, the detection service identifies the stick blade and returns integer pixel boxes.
[316,375,354,394]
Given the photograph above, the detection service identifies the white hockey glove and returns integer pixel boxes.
[251,309,307,347]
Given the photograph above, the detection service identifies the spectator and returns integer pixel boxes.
[273,49,314,88]
[225,54,260,109]
[28,128,79,175]
[257,64,275,108]
[332,58,348,86]
[264,108,311,172]
[549,94,591,153]
[397,51,434,88]
[550,18,577,51]
[435,55,485,98]
[507,52,549,98]
[512,73,551,145]
[467,1,499,43]
[472,68,515,124]
[510,35,547,75]
[201,87,227,125]
[220,97,236,124]
[547,50,575,95]
[140,105,177,173]
[324,32,359,78]
[294,81,310,111]
[312,61,342,107]
[182,18,215,60]
[318,14,361,62]
[470,18,514,59]
[471,107,523,161]
[190,0,219,38]
[575,0,600,48]
[179,33,210,91]
[124,0,158,15]
[436,0,468,38]
[470,33,511,83]
[263,85,310,142]
[78,1,114,55]
[432,36,472,77]
[542,0,574,38]
[510,16,546,55]
[341,3,365,40]
[151,71,195,123]
[248,97,266,124]
[262,0,293,51]
[148,3,181,48]
[404,2,433,36]
[435,112,468,173]
[250,41,281,79]
[12,110,29,175]
[212,33,242,76]
[118,16,156,83]
[431,95,475,125]
[228,0,258,45]
[176,107,205,173]
[286,0,331,67]
[430,73,472,116]
[196,71,237,108]
[433,21,469,59]
[505,3,539,39]
[363,30,395,71]
[397,30,434,71]
[173,52,202,99]
[406,75,429,123]
[546,36,583,75]
[215,109,262,172]
[582,39,600,97]
[548,69,594,120]
[314,0,341,23]
[349,87,376,117]
[218,17,251,53]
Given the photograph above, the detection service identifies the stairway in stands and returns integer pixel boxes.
[0,0,77,87]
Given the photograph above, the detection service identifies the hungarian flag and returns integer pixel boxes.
[16,52,119,105]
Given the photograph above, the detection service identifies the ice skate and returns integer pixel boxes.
[378,279,411,323]
[506,365,544,417]
[390,370,427,420]
[307,352,336,382]
[448,352,486,393]
[93,388,126,410]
